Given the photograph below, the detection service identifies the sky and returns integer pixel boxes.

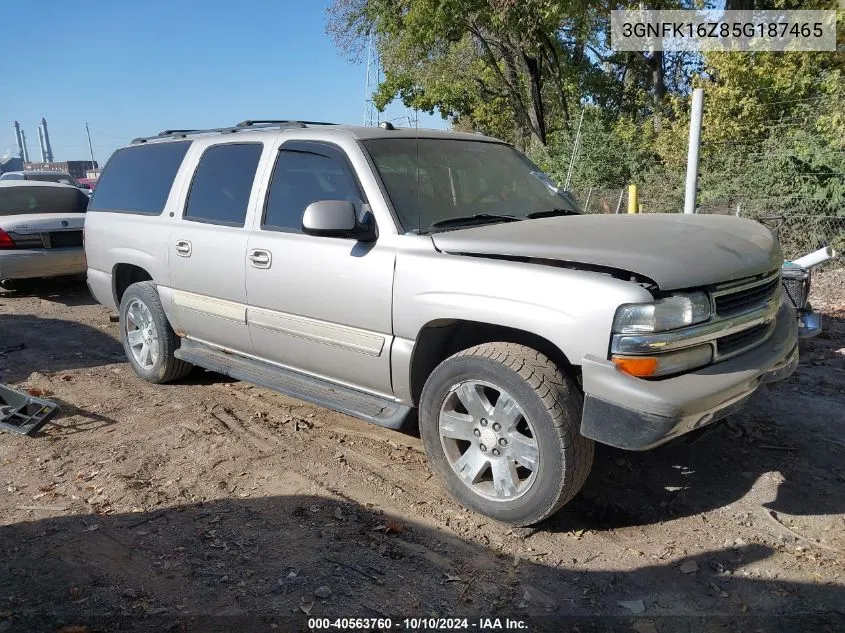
[1,0,447,166]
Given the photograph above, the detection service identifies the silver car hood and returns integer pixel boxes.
[430,214,781,290]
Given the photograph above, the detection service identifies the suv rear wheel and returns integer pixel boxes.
[119,281,192,384]
[419,342,593,526]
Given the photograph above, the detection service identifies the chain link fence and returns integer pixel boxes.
[755,214,844,264]
[562,78,843,272]
[568,187,843,268]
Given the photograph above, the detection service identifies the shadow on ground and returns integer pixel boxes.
[0,494,841,633]
[45,397,120,434]
[0,314,124,383]
[0,277,95,307]
[545,402,845,532]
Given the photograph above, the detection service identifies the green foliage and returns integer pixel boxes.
[327,0,845,248]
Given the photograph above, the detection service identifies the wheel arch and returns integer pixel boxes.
[112,263,153,307]
[408,319,579,407]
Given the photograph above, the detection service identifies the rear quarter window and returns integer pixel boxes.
[89,141,191,214]
[0,186,89,216]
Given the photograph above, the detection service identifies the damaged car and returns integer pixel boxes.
[83,121,799,525]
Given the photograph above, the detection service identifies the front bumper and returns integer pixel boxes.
[0,248,86,281]
[580,301,798,450]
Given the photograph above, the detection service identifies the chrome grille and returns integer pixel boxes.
[713,271,781,317]
[716,322,773,358]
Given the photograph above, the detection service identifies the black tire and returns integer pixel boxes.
[119,281,192,384]
[419,342,594,526]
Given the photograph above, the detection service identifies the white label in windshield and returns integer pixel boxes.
[529,170,562,195]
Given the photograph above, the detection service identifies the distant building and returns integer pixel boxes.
[0,156,24,175]
[24,160,99,179]
[86,168,102,179]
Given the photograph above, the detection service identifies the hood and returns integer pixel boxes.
[430,214,780,290]
[0,213,86,233]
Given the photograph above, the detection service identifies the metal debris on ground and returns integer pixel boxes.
[0,383,61,436]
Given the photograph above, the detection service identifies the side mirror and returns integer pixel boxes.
[80,183,92,190]
[301,200,375,241]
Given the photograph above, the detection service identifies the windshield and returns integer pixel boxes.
[25,173,81,187]
[0,186,89,216]
[363,138,580,233]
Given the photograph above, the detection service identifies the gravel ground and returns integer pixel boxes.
[0,273,843,633]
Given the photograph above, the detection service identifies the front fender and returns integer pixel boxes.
[392,248,654,392]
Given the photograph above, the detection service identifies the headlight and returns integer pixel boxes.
[613,292,711,333]
[612,344,713,378]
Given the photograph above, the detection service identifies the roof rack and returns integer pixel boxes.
[131,126,240,144]
[131,120,340,144]
[236,119,337,128]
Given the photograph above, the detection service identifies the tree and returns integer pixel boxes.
[327,0,608,148]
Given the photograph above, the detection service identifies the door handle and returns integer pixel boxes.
[248,249,272,269]
[175,240,192,257]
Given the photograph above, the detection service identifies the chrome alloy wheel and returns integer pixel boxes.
[438,380,539,501]
[124,298,160,369]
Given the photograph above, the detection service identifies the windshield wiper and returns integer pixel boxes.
[425,213,523,232]
[526,208,581,219]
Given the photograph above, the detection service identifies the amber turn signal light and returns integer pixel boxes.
[611,355,659,377]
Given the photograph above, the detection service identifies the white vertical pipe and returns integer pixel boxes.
[684,88,704,215]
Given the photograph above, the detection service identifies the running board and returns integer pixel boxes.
[174,340,413,430]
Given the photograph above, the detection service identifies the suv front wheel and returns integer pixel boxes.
[419,342,593,526]
[119,281,192,384]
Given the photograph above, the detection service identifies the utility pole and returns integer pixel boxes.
[85,123,96,172]
[684,88,704,215]
[564,109,584,191]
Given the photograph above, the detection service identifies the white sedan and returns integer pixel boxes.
[0,181,88,290]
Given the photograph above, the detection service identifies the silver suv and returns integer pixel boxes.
[84,120,798,525]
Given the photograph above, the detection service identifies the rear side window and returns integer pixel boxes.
[0,185,88,216]
[184,143,263,226]
[263,145,362,232]
[89,141,191,214]
[25,173,80,187]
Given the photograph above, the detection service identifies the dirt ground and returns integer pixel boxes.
[0,270,843,633]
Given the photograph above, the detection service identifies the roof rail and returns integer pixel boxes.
[236,119,338,128]
[131,120,340,144]
[131,126,240,144]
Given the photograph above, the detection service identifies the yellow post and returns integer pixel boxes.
[627,184,638,214]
